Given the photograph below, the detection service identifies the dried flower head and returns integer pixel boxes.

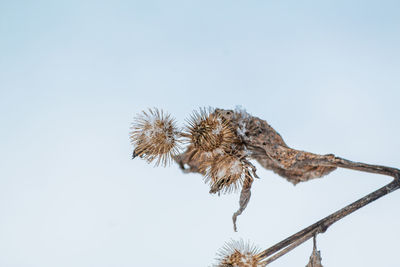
[201,153,253,194]
[184,108,237,156]
[215,240,265,267]
[130,108,181,166]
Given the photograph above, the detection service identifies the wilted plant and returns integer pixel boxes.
[131,106,400,265]
[131,106,400,231]
[130,108,400,267]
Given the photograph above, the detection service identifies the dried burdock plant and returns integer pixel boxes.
[131,106,400,231]
[214,240,265,267]
[130,108,182,167]
[131,106,400,265]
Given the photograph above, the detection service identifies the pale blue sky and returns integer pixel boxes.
[1,1,399,266]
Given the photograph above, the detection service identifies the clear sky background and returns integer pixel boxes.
[1,1,399,266]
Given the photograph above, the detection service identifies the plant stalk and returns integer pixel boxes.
[257,177,400,263]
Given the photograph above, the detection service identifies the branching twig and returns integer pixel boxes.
[130,107,400,265]
[256,176,400,264]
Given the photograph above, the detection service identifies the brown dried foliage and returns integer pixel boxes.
[132,106,400,232]
[214,108,337,184]
[306,237,323,267]
[131,106,400,265]
[175,107,340,230]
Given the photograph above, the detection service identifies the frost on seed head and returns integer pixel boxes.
[230,159,244,175]
[214,240,265,267]
[200,153,254,194]
[184,107,238,156]
[130,108,182,166]
[217,167,227,179]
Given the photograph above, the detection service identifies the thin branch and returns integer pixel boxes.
[260,230,316,265]
[306,155,400,179]
[256,177,400,263]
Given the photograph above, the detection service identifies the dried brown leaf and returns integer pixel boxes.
[306,237,323,267]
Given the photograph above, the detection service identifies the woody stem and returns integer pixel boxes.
[256,177,400,263]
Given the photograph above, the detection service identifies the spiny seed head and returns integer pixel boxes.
[214,240,264,267]
[201,153,253,194]
[185,107,237,155]
[130,108,181,166]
